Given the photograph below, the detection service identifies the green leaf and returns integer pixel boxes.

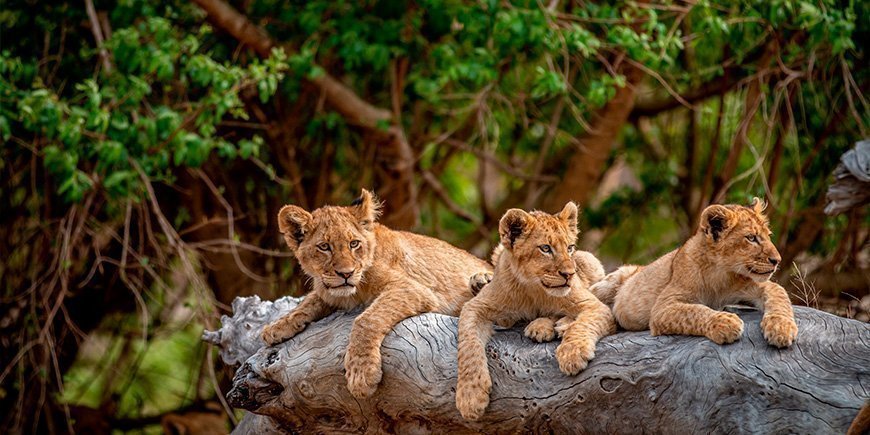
[103,170,136,197]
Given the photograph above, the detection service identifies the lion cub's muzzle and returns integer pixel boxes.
[321,271,362,296]
[540,273,576,297]
[745,260,778,282]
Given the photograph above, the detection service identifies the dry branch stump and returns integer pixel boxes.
[203,296,870,434]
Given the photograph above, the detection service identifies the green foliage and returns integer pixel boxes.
[61,321,209,418]
[1,17,287,203]
[0,0,864,429]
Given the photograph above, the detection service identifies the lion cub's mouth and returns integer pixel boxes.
[541,281,571,297]
[329,283,355,289]
[542,282,570,289]
[748,268,775,275]
[324,283,357,297]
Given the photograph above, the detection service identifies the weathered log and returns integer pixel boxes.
[825,139,870,216]
[204,296,870,434]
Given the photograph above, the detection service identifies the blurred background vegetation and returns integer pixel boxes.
[0,0,866,433]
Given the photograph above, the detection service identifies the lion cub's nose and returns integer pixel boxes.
[768,257,780,266]
[558,271,575,281]
[336,270,354,279]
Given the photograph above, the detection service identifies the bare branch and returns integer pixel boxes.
[84,0,112,73]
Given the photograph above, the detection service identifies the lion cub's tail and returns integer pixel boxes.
[590,265,641,305]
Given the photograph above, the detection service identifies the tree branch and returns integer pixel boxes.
[84,0,112,73]
[207,296,869,433]
[631,74,740,117]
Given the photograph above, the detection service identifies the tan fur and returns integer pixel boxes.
[847,400,870,435]
[455,203,614,420]
[591,198,798,347]
[261,189,491,398]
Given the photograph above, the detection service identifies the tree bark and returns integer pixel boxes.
[825,140,870,216]
[204,296,870,434]
[544,64,645,210]
[190,0,418,228]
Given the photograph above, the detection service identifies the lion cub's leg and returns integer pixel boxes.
[590,265,641,305]
[650,292,744,344]
[757,282,798,348]
[344,286,435,399]
[261,291,332,345]
[572,250,606,287]
[469,271,493,296]
[556,296,615,375]
[553,315,575,338]
[456,299,496,421]
[524,316,560,342]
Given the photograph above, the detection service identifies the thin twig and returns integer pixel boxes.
[84,0,112,73]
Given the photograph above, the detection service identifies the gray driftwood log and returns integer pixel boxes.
[203,296,870,434]
[825,139,870,216]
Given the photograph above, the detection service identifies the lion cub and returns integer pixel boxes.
[455,202,615,420]
[261,189,492,398]
[591,198,798,347]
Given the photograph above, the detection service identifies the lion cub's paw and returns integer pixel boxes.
[261,321,294,346]
[344,352,383,398]
[469,272,494,295]
[524,317,556,342]
[455,378,491,421]
[760,314,798,348]
[555,339,595,375]
[553,316,575,338]
[706,312,744,345]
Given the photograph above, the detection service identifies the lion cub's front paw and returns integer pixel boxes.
[706,312,744,345]
[555,339,595,375]
[761,314,798,348]
[261,321,293,346]
[455,377,491,421]
[469,272,494,295]
[344,352,383,399]
[524,317,556,342]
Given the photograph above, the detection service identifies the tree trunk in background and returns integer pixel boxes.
[191,0,418,228]
[545,64,645,210]
[710,42,776,203]
[205,296,869,434]
[778,195,827,279]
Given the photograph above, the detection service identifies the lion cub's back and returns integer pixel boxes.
[388,230,491,313]
[612,249,679,330]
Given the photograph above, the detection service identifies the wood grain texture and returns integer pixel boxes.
[206,296,870,434]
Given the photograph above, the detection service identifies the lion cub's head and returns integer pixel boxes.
[277,189,381,297]
[497,202,580,297]
[698,197,782,282]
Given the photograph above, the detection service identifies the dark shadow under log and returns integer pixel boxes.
[204,296,870,434]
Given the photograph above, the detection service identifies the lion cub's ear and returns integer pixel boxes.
[499,209,531,250]
[557,201,579,234]
[278,205,312,251]
[352,188,383,231]
[699,204,734,242]
[749,197,768,214]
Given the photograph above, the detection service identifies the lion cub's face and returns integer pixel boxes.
[277,190,381,297]
[699,198,782,282]
[498,202,580,297]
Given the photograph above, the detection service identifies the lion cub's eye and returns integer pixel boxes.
[567,245,576,254]
[316,242,331,252]
[745,235,759,244]
[349,240,361,249]
[539,245,552,254]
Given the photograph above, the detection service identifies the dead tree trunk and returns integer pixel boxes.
[204,296,870,434]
